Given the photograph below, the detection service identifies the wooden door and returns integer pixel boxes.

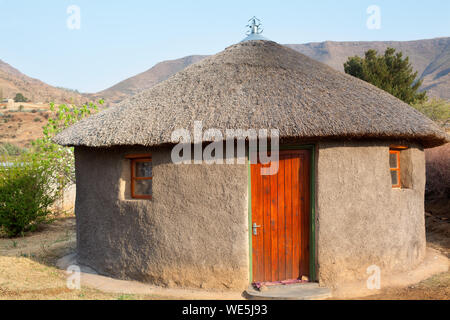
[251,150,311,283]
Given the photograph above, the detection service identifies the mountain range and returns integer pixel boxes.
[1,37,449,105]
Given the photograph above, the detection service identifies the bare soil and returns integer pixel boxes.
[0,109,49,148]
[352,203,449,300]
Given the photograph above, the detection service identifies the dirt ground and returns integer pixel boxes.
[351,202,449,300]
[0,216,169,300]
[0,210,448,300]
[0,109,49,148]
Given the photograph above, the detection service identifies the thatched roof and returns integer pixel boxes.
[55,41,448,148]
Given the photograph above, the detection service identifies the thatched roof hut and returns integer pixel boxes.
[55,39,448,296]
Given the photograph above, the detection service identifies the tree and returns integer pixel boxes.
[344,48,427,105]
[14,93,28,103]
[31,100,103,193]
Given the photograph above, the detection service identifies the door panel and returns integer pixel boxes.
[251,150,311,283]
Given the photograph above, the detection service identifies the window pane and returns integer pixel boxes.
[389,153,398,169]
[134,179,152,196]
[135,161,152,177]
[391,170,399,186]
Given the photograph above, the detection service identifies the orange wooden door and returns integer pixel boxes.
[251,150,310,283]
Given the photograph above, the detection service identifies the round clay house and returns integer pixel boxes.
[55,38,448,291]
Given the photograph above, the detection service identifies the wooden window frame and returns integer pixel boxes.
[389,149,401,188]
[128,155,152,200]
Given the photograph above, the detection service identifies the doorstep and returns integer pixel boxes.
[245,282,332,300]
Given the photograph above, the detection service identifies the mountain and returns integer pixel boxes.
[0,60,85,104]
[95,37,449,104]
[90,55,208,104]
[286,37,450,100]
[1,37,448,105]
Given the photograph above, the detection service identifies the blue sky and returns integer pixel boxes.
[0,0,449,93]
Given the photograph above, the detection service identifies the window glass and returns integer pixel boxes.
[390,170,399,186]
[389,149,402,188]
[129,156,152,199]
[389,153,398,169]
[136,161,152,177]
[135,179,152,196]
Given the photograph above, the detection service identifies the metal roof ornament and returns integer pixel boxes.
[240,17,269,42]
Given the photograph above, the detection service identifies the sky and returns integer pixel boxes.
[0,0,449,93]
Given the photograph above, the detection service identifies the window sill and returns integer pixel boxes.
[120,198,153,202]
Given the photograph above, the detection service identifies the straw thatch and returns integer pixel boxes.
[55,41,448,148]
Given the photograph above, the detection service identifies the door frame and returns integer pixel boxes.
[247,144,316,283]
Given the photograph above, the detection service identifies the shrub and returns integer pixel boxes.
[0,154,58,237]
[14,93,28,103]
[0,143,26,157]
[412,99,450,127]
[0,100,103,237]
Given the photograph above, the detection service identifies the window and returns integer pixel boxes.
[126,154,152,199]
[389,149,401,188]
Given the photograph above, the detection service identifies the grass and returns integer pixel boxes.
[0,216,176,300]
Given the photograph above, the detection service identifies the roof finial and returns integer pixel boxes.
[240,16,269,42]
[246,16,263,35]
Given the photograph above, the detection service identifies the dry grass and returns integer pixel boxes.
[0,216,166,300]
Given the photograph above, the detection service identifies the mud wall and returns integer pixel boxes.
[316,141,426,286]
[74,146,249,290]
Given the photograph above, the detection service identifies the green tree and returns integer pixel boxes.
[31,100,103,193]
[344,48,427,105]
[14,93,28,103]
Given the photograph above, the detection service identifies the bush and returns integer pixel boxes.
[14,93,28,103]
[0,143,26,157]
[0,100,103,237]
[412,99,450,127]
[0,154,58,237]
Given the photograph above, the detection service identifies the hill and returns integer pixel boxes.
[90,55,208,104]
[0,60,85,104]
